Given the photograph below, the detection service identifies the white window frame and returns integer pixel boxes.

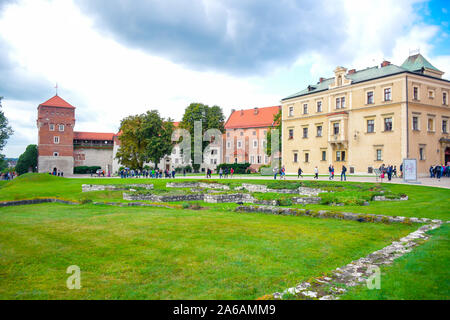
[58,124,65,132]
[54,136,60,144]
[49,124,55,131]
[288,106,294,117]
[317,101,322,113]
[253,140,258,148]
[237,140,242,149]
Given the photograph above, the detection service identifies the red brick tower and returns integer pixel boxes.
[36,95,76,175]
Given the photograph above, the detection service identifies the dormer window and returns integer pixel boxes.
[337,75,342,86]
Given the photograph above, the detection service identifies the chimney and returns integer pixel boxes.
[381,60,391,67]
[240,109,244,116]
[319,77,325,83]
[348,69,356,74]
[254,107,259,115]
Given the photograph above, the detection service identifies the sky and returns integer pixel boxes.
[0,0,449,157]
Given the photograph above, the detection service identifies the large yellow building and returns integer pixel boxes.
[281,54,450,176]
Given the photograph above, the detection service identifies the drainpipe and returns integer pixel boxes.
[406,75,409,158]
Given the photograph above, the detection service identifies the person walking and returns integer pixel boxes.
[230,167,234,178]
[387,165,393,181]
[328,165,333,180]
[341,165,347,181]
[298,167,303,179]
[314,166,319,179]
[219,168,223,179]
[273,167,278,180]
[331,165,335,180]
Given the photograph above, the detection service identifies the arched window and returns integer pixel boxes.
[337,75,342,86]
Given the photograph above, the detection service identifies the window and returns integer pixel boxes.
[265,156,269,164]
[58,124,64,132]
[317,101,322,112]
[444,92,448,105]
[336,151,341,161]
[376,149,382,161]
[443,120,448,133]
[305,153,309,163]
[413,87,419,100]
[303,104,308,114]
[253,131,256,136]
[53,152,59,157]
[227,141,231,149]
[341,151,346,161]
[257,156,262,164]
[303,127,308,138]
[337,75,342,86]
[341,97,345,108]
[49,124,55,131]
[384,88,392,101]
[253,140,258,148]
[333,123,340,135]
[261,139,266,148]
[336,98,341,109]
[367,119,375,133]
[384,117,393,131]
[428,90,434,99]
[240,131,244,136]
[293,153,298,163]
[367,91,374,104]
[316,125,322,137]
[227,132,230,137]
[428,118,434,132]
[419,147,425,160]
[250,156,255,164]
[54,136,60,144]
[412,116,419,130]
[288,129,294,139]
[211,149,217,155]
[289,106,294,117]
[237,141,242,148]
[321,151,326,161]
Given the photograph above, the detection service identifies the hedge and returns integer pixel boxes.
[74,166,102,174]
[216,163,251,174]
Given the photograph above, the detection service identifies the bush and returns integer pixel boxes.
[216,163,251,174]
[74,166,102,174]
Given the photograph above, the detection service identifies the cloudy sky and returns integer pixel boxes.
[0,0,449,157]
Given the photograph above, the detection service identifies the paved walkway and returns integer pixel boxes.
[70,174,450,189]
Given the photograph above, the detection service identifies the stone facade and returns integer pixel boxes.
[123,193,204,202]
[82,184,153,192]
[167,182,230,190]
[281,54,450,176]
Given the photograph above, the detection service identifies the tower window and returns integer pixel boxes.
[49,124,55,131]
[59,124,65,132]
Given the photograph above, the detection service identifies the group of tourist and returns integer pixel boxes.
[273,166,286,179]
[119,168,178,179]
[378,164,398,181]
[218,167,235,178]
[429,165,450,180]
[1,171,16,180]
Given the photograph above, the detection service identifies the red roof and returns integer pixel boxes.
[74,132,115,141]
[39,95,75,109]
[224,106,280,129]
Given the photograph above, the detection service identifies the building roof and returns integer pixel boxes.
[283,54,446,101]
[401,53,441,72]
[74,132,115,141]
[39,95,75,109]
[224,106,280,129]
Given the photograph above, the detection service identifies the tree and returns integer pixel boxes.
[266,109,281,158]
[179,103,225,172]
[15,144,37,175]
[115,110,175,170]
[0,97,13,159]
[142,110,175,167]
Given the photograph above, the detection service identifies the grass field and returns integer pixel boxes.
[0,174,448,299]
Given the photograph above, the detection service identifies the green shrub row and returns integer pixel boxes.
[216,163,251,174]
[74,166,102,174]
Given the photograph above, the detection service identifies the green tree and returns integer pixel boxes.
[142,110,175,167]
[15,144,37,175]
[179,103,225,172]
[116,110,175,169]
[0,97,14,159]
[265,109,281,158]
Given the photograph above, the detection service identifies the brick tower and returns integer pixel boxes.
[36,95,76,175]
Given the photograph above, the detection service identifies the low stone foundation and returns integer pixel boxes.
[236,205,442,224]
[0,199,79,207]
[204,193,256,203]
[241,183,326,196]
[82,184,153,192]
[166,182,230,190]
[373,195,409,201]
[123,193,204,202]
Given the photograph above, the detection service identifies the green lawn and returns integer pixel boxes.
[0,174,448,300]
[342,223,450,300]
[0,203,415,300]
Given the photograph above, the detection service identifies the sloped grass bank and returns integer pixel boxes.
[0,203,415,300]
[342,224,450,300]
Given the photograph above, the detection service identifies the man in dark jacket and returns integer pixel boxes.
[341,165,347,181]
